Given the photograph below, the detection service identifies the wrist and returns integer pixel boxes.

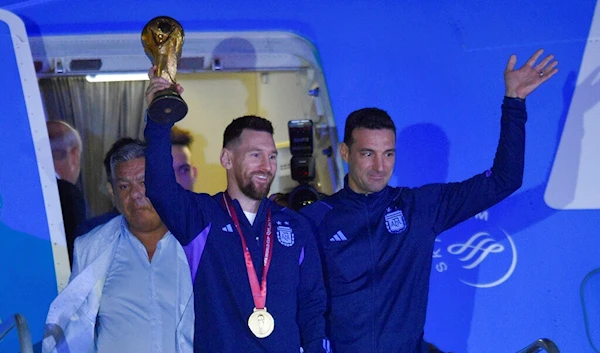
[505,89,525,99]
[504,95,525,101]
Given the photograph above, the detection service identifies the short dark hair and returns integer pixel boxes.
[222,115,274,148]
[171,126,194,147]
[343,108,396,147]
[103,138,144,183]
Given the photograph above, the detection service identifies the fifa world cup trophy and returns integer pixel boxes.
[142,16,188,124]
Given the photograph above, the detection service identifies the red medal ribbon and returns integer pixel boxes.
[223,193,273,309]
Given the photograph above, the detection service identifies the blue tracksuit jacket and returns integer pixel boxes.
[301,97,526,353]
[144,119,329,353]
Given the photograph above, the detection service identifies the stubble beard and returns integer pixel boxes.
[237,173,273,201]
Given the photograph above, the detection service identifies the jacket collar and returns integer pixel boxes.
[218,191,271,227]
[340,174,392,206]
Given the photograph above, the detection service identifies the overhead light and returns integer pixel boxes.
[85,73,149,82]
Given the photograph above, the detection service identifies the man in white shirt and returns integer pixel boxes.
[43,139,193,353]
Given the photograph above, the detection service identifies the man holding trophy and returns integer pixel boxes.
[142,17,330,353]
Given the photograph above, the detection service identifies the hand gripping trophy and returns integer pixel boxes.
[141,16,188,124]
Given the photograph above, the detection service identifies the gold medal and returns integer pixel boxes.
[248,307,275,338]
[224,194,275,339]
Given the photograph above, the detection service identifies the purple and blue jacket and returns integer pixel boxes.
[144,118,329,353]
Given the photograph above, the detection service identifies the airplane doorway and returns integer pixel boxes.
[32,31,344,216]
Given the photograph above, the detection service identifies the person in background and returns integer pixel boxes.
[171,126,198,191]
[46,120,86,266]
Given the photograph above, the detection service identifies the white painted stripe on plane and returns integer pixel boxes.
[545,1,600,209]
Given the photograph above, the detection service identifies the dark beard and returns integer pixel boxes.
[238,174,272,201]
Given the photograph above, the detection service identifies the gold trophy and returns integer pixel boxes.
[141,16,188,124]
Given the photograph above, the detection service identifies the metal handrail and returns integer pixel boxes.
[0,316,16,341]
[0,314,33,353]
[516,338,560,353]
[15,314,34,353]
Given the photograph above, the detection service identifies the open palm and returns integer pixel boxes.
[504,49,559,99]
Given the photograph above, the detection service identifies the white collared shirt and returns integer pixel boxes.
[95,219,179,353]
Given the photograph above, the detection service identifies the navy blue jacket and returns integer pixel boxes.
[57,178,87,266]
[301,97,526,353]
[144,119,329,353]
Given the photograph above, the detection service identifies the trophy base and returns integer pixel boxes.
[148,90,188,125]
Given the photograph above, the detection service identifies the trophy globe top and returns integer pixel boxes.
[141,16,185,82]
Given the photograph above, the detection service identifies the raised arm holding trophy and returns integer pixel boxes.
[142,23,331,348]
[142,16,188,124]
